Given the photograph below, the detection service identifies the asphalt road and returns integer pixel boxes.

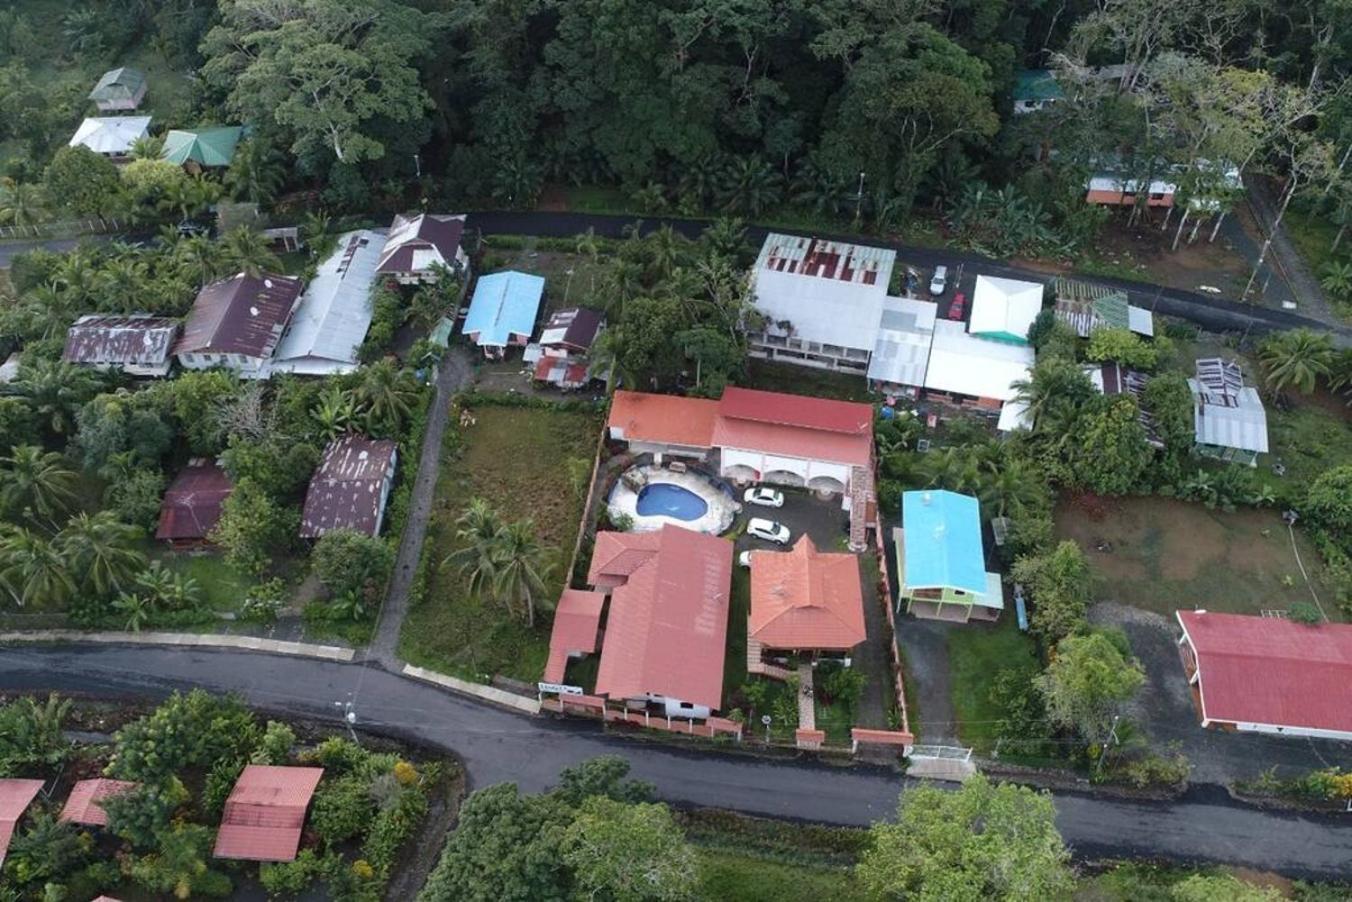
[3,645,1350,879]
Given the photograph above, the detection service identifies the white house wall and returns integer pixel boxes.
[719,447,850,490]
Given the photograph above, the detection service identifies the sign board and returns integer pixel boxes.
[538,682,584,696]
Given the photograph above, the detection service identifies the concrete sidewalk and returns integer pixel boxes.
[0,630,355,662]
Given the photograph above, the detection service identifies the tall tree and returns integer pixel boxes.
[1259,328,1335,395]
[562,796,698,902]
[57,511,145,598]
[857,775,1074,901]
[0,445,78,527]
[1036,631,1145,746]
[491,518,553,628]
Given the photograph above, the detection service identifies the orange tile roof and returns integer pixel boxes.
[59,779,136,826]
[0,779,44,867]
[543,589,607,683]
[590,526,733,710]
[607,391,719,448]
[750,537,866,651]
[213,766,324,862]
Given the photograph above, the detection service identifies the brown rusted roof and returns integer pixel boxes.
[62,315,179,367]
[174,272,303,359]
[156,460,233,541]
[299,436,398,538]
[212,765,324,862]
[376,213,465,274]
[59,779,136,827]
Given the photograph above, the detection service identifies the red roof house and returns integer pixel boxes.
[376,213,468,284]
[750,536,866,652]
[173,272,304,378]
[155,459,233,544]
[586,526,733,716]
[543,589,607,683]
[213,765,324,862]
[59,779,136,827]
[300,436,399,538]
[1176,610,1352,740]
[712,387,873,472]
[0,779,45,866]
[607,390,719,453]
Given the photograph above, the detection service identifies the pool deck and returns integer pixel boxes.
[607,465,738,535]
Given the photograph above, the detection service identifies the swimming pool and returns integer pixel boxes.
[635,483,709,521]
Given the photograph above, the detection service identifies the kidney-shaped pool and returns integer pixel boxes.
[635,482,709,521]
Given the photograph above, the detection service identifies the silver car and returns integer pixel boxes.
[743,486,785,508]
[746,518,791,545]
[929,265,948,296]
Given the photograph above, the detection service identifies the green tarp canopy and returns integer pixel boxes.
[162,126,245,167]
[1013,69,1063,103]
[89,67,146,103]
[429,317,455,348]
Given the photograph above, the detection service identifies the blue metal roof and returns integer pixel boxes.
[901,490,987,594]
[464,271,545,347]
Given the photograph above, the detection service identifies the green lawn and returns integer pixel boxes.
[743,360,876,403]
[814,696,854,746]
[696,851,869,902]
[947,615,1041,753]
[723,565,750,700]
[151,550,252,613]
[1283,207,1346,274]
[399,403,602,682]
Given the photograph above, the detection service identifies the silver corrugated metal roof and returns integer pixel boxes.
[1189,380,1269,453]
[867,297,936,388]
[271,230,383,374]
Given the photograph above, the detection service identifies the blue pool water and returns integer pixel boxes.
[636,483,709,521]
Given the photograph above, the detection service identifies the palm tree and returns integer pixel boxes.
[175,234,224,288]
[0,178,47,228]
[114,593,153,631]
[700,217,746,260]
[8,360,101,437]
[718,157,783,216]
[445,499,503,600]
[589,328,638,390]
[791,159,850,218]
[645,225,686,279]
[1259,328,1334,396]
[354,360,419,435]
[129,135,165,161]
[1320,261,1352,301]
[678,153,724,211]
[57,512,145,598]
[219,227,281,276]
[133,560,202,610]
[0,525,75,608]
[54,251,99,305]
[491,518,553,628]
[96,256,150,312]
[225,139,286,206]
[312,385,360,439]
[0,446,79,527]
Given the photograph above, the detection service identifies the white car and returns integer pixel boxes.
[746,518,791,545]
[743,486,784,508]
[738,550,753,568]
[929,265,948,296]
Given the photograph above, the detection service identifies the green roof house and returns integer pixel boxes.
[89,67,147,112]
[162,127,246,170]
[1013,69,1063,114]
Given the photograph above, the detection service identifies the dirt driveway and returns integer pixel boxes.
[1091,602,1352,785]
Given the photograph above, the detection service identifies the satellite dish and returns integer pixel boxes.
[760,715,772,726]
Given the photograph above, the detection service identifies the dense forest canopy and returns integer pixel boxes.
[3,0,1351,227]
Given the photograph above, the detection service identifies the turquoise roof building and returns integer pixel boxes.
[898,490,1004,622]
[463,270,545,358]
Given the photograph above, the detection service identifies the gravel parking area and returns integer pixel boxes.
[1091,603,1352,785]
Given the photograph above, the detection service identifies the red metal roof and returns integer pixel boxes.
[156,460,233,541]
[59,779,136,826]
[300,436,398,538]
[0,779,44,866]
[62,314,179,366]
[750,536,866,651]
[608,391,719,448]
[174,272,303,359]
[1178,611,1352,734]
[376,213,465,275]
[543,589,607,682]
[212,765,324,862]
[590,526,732,711]
[718,387,873,435]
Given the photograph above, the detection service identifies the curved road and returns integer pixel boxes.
[3,645,1349,879]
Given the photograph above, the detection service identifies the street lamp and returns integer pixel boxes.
[761,714,772,744]
[855,171,866,223]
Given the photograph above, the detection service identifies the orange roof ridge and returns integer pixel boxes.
[750,536,866,651]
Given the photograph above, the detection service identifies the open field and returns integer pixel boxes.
[150,549,252,614]
[400,403,601,681]
[696,851,868,901]
[947,615,1041,754]
[1055,496,1339,621]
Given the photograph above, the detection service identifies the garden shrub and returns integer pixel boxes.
[260,848,322,899]
[311,775,377,846]
[109,690,260,783]
[202,757,247,819]
[361,786,429,878]
[104,777,190,849]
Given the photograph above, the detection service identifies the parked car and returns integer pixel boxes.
[738,550,752,568]
[743,486,784,508]
[948,291,966,321]
[929,265,948,296]
[747,518,791,545]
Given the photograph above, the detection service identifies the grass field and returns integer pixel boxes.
[151,549,252,614]
[1055,495,1341,621]
[947,615,1041,753]
[696,851,868,902]
[399,403,601,681]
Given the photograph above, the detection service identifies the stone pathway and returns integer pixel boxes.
[796,661,815,730]
[369,348,474,664]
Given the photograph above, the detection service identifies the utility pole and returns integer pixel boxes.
[1096,714,1121,776]
[855,171,866,224]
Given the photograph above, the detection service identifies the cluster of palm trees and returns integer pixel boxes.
[0,445,145,608]
[310,360,424,440]
[444,499,554,629]
[1258,328,1352,401]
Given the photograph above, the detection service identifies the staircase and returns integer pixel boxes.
[746,636,792,680]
